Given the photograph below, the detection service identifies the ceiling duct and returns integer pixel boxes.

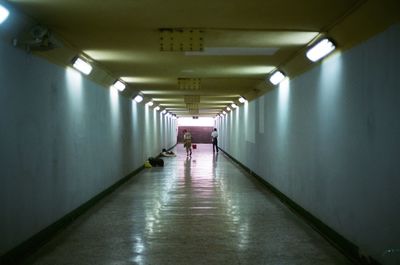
[178,78,201,90]
[159,28,203,52]
[13,25,63,52]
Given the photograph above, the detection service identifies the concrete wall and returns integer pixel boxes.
[0,38,177,255]
[217,24,400,265]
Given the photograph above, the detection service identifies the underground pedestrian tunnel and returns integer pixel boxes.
[0,1,399,264]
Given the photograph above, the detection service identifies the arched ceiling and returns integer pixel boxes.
[5,0,400,117]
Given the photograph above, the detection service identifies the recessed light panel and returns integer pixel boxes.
[269,71,286,85]
[133,95,143,103]
[112,80,126,91]
[306,38,336,62]
[72,57,92,75]
[0,5,9,24]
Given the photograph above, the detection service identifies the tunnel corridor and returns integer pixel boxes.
[23,144,350,265]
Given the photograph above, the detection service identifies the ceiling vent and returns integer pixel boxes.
[186,103,198,109]
[189,109,199,115]
[159,28,203,52]
[184,95,200,104]
[178,78,201,90]
[184,96,200,114]
[13,25,63,52]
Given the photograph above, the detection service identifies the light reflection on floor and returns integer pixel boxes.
[27,144,351,265]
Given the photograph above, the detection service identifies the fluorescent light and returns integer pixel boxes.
[154,106,160,111]
[231,103,238,109]
[112,80,126,91]
[0,4,9,24]
[161,110,167,114]
[72,57,92,75]
[226,106,231,111]
[269,70,286,85]
[133,95,143,103]
[222,111,227,115]
[238,97,246,103]
[306,38,336,62]
[146,101,154,106]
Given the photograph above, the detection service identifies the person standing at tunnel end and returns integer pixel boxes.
[211,128,219,153]
[183,129,192,156]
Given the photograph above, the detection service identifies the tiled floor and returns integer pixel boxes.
[26,144,352,265]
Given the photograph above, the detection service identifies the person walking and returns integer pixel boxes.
[183,129,192,156]
[211,128,219,153]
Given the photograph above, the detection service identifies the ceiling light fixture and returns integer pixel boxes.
[222,111,227,115]
[0,4,9,24]
[306,38,336,62]
[231,103,238,109]
[238,97,247,103]
[72,57,93,75]
[161,110,167,114]
[269,70,286,85]
[112,80,126,92]
[154,106,160,111]
[146,101,154,106]
[226,106,231,111]
[133,94,143,103]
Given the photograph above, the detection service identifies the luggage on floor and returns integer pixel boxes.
[148,157,164,167]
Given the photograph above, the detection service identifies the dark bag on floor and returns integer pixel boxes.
[148,157,164,167]
[156,158,164,167]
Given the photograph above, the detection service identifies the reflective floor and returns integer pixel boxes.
[26,144,351,265]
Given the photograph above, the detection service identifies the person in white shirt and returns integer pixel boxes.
[211,128,219,153]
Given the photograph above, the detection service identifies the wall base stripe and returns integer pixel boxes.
[219,148,381,265]
[0,166,144,265]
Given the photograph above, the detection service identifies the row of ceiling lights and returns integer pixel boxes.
[269,38,336,85]
[57,57,178,118]
[1,4,335,119]
[73,57,167,113]
[1,4,176,118]
[72,57,172,115]
[217,38,336,118]
[215,97,247,118]
[65,55,176,117]
[57,37,335,119]
[63,57,176,118]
